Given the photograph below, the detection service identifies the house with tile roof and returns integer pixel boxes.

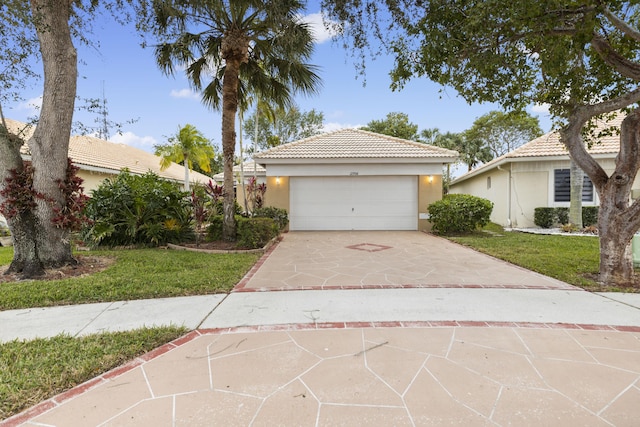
[4,119,212,194]
[449,114,640,228]
[254,128,458,231]
[212,161,266,185]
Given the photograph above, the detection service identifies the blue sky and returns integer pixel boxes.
[6,3,552,167]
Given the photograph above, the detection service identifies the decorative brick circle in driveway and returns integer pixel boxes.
[235,231,577,292]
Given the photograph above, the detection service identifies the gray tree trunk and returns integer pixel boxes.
[569,159,583,228]
[28,0,77,268]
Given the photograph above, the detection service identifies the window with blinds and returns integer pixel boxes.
[554,169,593,202]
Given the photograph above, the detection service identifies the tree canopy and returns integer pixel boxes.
[154,124,215,191]
[465,111,543,158]
[243,105,324,150]
[360,112,420,141]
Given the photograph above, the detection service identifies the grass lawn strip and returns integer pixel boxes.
[0,326,187,420]
[0,248,260,310]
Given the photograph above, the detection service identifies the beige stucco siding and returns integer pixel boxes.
[418,175,442,231]
[509,171,548,227]
[264,176,290,213]
[78,170,112,194]
[449,157,640,228]
[449,169,511,226]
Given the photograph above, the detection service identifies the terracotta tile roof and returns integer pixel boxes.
[452,114,623,183]
[254,128,459,160]
[4,119,211,184]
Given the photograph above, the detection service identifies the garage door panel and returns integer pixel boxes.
[290,176,417,230]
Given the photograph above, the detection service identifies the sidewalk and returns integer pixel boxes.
[2,231,640,426]
[2,290,640,343]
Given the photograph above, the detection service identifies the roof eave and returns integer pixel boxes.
[256,156,458,165]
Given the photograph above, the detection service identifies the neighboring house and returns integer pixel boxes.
[213,161,267,212]
[254,128,458,231]
[4,119,212,193]
[449,114,640,228]
[212,161,267,186]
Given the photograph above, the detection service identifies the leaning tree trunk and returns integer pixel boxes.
[0,124,44,277]
[220,30,249,241]
[563,109,640,286]
[598,185,636,285]
[594,112,640,286]
[28,0,77,268]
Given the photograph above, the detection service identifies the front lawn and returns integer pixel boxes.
[0,247,260,310]
[446,224,639,292]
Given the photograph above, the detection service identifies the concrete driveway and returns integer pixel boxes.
[236,231,576,291]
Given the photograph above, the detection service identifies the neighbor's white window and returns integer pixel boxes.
[553,169,593,202]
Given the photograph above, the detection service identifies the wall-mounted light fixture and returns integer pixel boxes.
[275,176,281,185]
[428,175,433,183]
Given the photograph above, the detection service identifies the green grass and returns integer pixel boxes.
[0,326,187,420]
[0,247,260,310]
[445,224,638,292]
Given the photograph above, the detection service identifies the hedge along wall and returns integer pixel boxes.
[534,207,599,228]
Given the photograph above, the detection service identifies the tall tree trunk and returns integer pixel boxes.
[183,154,190,191]
[220,31,249,241]
[569,159,583,228]
[29,0,77,268]
[0,122,44,277]
[221,58,240,241]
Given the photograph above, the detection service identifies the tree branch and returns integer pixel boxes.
[603,7,640,43]
[591,33,640,80]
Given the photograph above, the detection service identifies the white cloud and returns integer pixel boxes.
[17,96,43,113]
[322,122,361,132]
[170,88,200,100]
[531,103,551,114]
[301,12,341,44]
[110,131,158,152]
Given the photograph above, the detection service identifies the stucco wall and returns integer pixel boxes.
[264,176,290,213]
[78,170,112,194]
[450,157,640,228]
[449,169,511,227]
[419,175,442,231]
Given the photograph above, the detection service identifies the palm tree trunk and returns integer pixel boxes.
[221,57,242,241]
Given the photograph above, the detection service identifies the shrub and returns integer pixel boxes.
[534,206,599,228]
[534,207,556,228]
[206,216,224,242]
[236,217,279,249]
[555,207,569,225]
[428,194,493,234]
[583,206,599,226]
[253,206,289,230]
[83,170,193,247]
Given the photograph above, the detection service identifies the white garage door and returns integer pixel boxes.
[290,176,418,230]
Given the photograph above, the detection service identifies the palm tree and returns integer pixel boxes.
[150,0,321,241]
[154,124,215,191]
